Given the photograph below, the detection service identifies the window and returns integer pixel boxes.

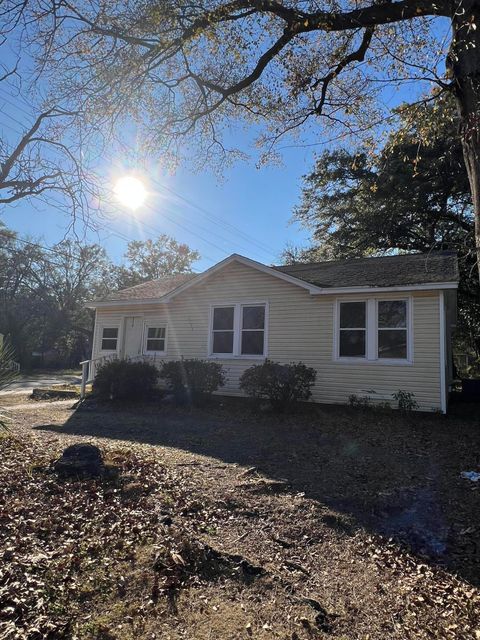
[335,298,411,363]
[339,302,366,358]
[241,305,265,355]
[210,303,267,357]
[101,327,118,351]
[212,306,235,354]
[145,326,166,353]
[377,300,407,359]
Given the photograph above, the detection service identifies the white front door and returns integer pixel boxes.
[122,316,144,358]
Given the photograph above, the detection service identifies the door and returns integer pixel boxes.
[122,316,144,358]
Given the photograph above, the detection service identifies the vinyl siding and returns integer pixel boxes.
[93,260,444,411]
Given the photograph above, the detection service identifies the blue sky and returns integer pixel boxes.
[0,87,313,270]
[0,15,449,272]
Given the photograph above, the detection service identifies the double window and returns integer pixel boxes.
[337,299,410,361]
[101,327,118,351]
[211,303,266,357]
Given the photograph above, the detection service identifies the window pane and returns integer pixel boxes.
[339,330,366,357]
[340,302,366,328]
[146,339,165,352]
[103,328,118,338]
[378,329,407,359]
[101,339,117,350]
[241,330,264,355]
[213,331,234,353]
[213,307,234,330]
[242,306,265,330]
[378,301,406,328]
[148,327,165,339]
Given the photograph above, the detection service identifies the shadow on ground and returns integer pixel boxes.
[35,397,480,585]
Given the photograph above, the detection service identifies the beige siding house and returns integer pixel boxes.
[85,252,459,412]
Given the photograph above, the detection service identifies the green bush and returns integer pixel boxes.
[393,389,418,412]
[93,359,159,400]
[160,359,225,405]
[239,359,316,412]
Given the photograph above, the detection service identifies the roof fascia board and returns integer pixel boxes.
[309,281,458,295]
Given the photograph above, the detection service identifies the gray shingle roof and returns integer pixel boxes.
[96,251,458,304]
[101,273,197,301]
[273,251,458,288]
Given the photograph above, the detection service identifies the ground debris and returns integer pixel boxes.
[2,397,480,640]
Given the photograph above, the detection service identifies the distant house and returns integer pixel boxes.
[85,252,459,412]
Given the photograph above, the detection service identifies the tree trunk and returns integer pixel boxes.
[449,0,480,281]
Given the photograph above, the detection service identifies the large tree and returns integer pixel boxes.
[0,56,96,215]
[2,0,479,276]
[290,97,472,260]
[113,235,200,290]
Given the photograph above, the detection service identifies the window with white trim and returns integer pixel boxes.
[101,327,118,351]
[145,326,166,353]
[212,306,235,354]
[211,303,266,357]
[336,298,411,362]
[339,301,366,358]
[241,305,265,355]
[377,300,407,359]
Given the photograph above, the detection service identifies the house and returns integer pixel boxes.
[84,251,459,412]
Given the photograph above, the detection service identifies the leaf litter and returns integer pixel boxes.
[0,399,479,639]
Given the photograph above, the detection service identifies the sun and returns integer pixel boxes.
[113,175,147,210]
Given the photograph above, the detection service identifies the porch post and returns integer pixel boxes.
[80,360,89,400]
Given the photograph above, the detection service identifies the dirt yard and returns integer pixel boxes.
[1,395,479,639]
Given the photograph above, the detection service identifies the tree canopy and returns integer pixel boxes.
[1,0,479,276]
[290,97,472,261]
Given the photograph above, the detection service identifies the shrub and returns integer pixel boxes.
[94,359,159,400]
[392,389,418,412]
[239,359,316,412]
[348,394,371,409]
[160,359,225,405]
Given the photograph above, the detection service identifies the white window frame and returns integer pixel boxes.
[337,299,368,361]
[143,322,167,355]
[376,299,411,363]
[208,302,268,359]
[99,326,120,353]
[334,297,413,365]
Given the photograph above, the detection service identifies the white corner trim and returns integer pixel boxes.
[439,291,447,414]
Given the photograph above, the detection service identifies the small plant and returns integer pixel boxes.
[160,359,225,405]
[94,359,159,400]
[348,394,372,409]
[239,359,316,412]
[392,389,418,412]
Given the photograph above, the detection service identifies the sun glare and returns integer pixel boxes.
[114,175,147,210]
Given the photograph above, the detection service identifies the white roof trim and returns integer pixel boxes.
[309,281,458,295]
